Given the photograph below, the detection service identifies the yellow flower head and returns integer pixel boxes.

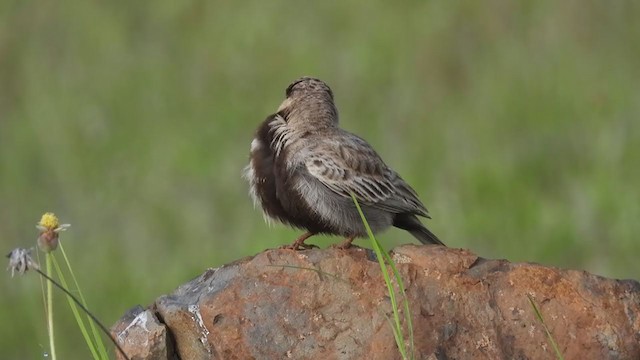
[38,212,60,230]
[36,212,69,253]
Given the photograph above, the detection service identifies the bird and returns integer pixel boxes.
[243,76,444,250]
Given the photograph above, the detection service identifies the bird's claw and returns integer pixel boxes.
[280,243,318,250]
[331,236,356,250]
[330,242,353,250]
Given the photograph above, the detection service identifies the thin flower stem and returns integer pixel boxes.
[51,255,101,360]
[36,251,48,329]
[34,268,131,360]
[46,253,57,360]
[59,243,108,359]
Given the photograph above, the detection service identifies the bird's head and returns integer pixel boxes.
[284,77,334,100]
[277,77,338,128]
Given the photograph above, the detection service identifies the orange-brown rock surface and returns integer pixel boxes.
[112,245,640,359]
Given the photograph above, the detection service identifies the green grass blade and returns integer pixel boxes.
[45,253,57,360]
[58,243,109,359]
[372,237,408,359]
[351,193,410,359]
[527,295,564,360]
[380,249,415,358]
[51,255,101,360]
[383,311,406,356]
[34,268,131,360]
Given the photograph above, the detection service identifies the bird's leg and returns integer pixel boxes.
[282,231,316,250]
[334,235,356,249]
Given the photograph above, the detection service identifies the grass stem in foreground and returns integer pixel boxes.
[527,294,564,360]
[351,193,414,360]
[35,267,131,360]
[51,254,102,359]
[45,253,57,360]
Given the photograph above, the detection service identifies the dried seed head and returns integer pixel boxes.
[6,248,39,277]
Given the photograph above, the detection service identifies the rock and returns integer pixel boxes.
[111,306,176,360]
[112,245,640,359]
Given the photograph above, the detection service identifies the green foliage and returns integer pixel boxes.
[352,194,414,359]
[1,1,639,357]
[54,244,109,359]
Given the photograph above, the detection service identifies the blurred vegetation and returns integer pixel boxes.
[1,0,639,357]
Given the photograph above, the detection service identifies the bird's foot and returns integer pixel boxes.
[331,235,356,250]
[281,231,316,250]
[281,242,318,250]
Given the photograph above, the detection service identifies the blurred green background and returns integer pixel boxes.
[1,0,639,357]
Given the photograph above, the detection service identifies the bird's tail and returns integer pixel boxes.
[408,225,445,246]
[393,214,445,246]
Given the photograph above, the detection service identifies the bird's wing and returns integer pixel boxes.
[303,135,429,217]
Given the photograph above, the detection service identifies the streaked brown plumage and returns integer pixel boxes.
[244,77,444,249]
